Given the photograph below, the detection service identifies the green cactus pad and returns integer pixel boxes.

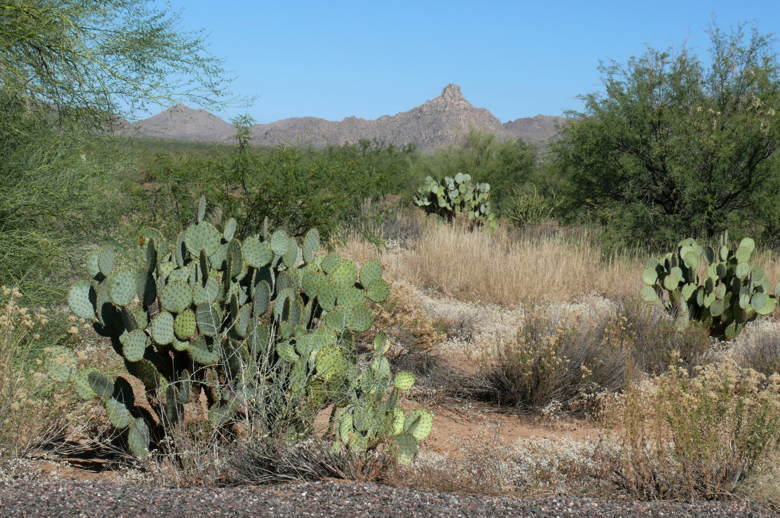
[371,355,391,379]
[346,304,374,332]
[391,408,405,436]
[642,268,658,286]
[127,417,151,458]
[174,309,197,339]
[270,230,289,256]
[68,281,95,320]
[360,261,383,286]
[197,197,207,222]
[223,217,238,241]
[234,303,252,338]
[187,337,218,364]
[322,307,347,332]
[119,329,149,362]
[405,409,433,441]
[105,397,131,428]
[192,276,220,305]
[150,311,175,345]
[86,250,101,278]
[253,281,271,317]
[243,235,273,268]
[108,269,136,306]
[73,369,99,400]
[365,279,390,303]
[303,229,320,262]
[283,242,301,269]
[352,403,372,432]
[337,286,365,308]
[46,346,77,382]
[184,221,221,256]
[209,242,228,269]
[321,253,341,274]
[167,266,190,283]
[348,434,369,454]
[196,304,220,337]
[338,412,353,442]
[158,261,176,279]
[98,246,114,277]
[125,359,160,390]
[373,332,389,354]
[277,341,299,363]
[394,433,418,465]
[227,240,244,279]
[316,346,347,380]
[331,260,357,286]
[87,371,114,398]
[160,281,192,313]
[394,371,416,390]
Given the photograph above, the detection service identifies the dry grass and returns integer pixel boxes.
[339,217,646,307]
[0,287,75,459]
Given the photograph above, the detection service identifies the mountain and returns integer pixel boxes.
[122,84,566,150]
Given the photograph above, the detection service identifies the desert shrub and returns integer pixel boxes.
[604,361,780,500]
[504,185,560,227]
[50,201,432,464]
[553,24,780,251]
[227,438,390,485]
[641,234,776,339]
[139,140,418,241]
[730,326,780,377]
[479,312,628,413]
[0,287,73,458]
[614,297,710,376]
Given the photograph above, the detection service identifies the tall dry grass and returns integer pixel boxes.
[340,215,780,308]
[339,217,646,306]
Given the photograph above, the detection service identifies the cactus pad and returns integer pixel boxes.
[160,281,192,313]
[108,269,136,306]
[223,217,237,241]
[150,311,175,345]
[405,409,433,441]
[346,304,373,332]
[68,281,95,320]
[196,304,220,337]
[303,229,320,262]
[394,371,415,390]
[192,276,220,305]
[359,261,383,287]
[174,309,197,339]
[331,260,357,286]
[365,279,389,303]
[119,329,148,362]
[184,221,221,256]
[243,235,272,268]
[270,230,289,256]
[98,246,114,277]
[46,346,77,382]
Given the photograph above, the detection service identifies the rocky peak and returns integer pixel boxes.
[440,83,464,102]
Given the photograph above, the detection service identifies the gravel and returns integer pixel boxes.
[0,479,776,517]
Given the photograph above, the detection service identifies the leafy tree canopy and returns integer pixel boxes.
[553,23,780,249]
[0,0,228,124]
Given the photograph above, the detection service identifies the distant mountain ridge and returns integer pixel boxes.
[120,84,565,150]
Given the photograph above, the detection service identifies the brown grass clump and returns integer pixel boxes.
[601,361,780,500]
[0,287,75,459]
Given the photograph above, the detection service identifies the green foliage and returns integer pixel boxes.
[411,131,537,215]
[504,185,560,227]
[553,23,780,250]
[641,232,776,339]
[0,0,226,121]
[138,139,418,241]
[52,200,428,462]
[413,173,494,228]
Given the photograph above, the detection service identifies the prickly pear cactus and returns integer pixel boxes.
[413,173,494,229]
[53,199,395,458]
[330,333,433,464]
[641,232,777,339]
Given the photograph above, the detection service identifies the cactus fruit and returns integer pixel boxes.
[413,174,494,229]
[642,232,776,339]
[51,198,416,462]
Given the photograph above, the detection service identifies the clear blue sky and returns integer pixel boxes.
[153,0,780,123]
